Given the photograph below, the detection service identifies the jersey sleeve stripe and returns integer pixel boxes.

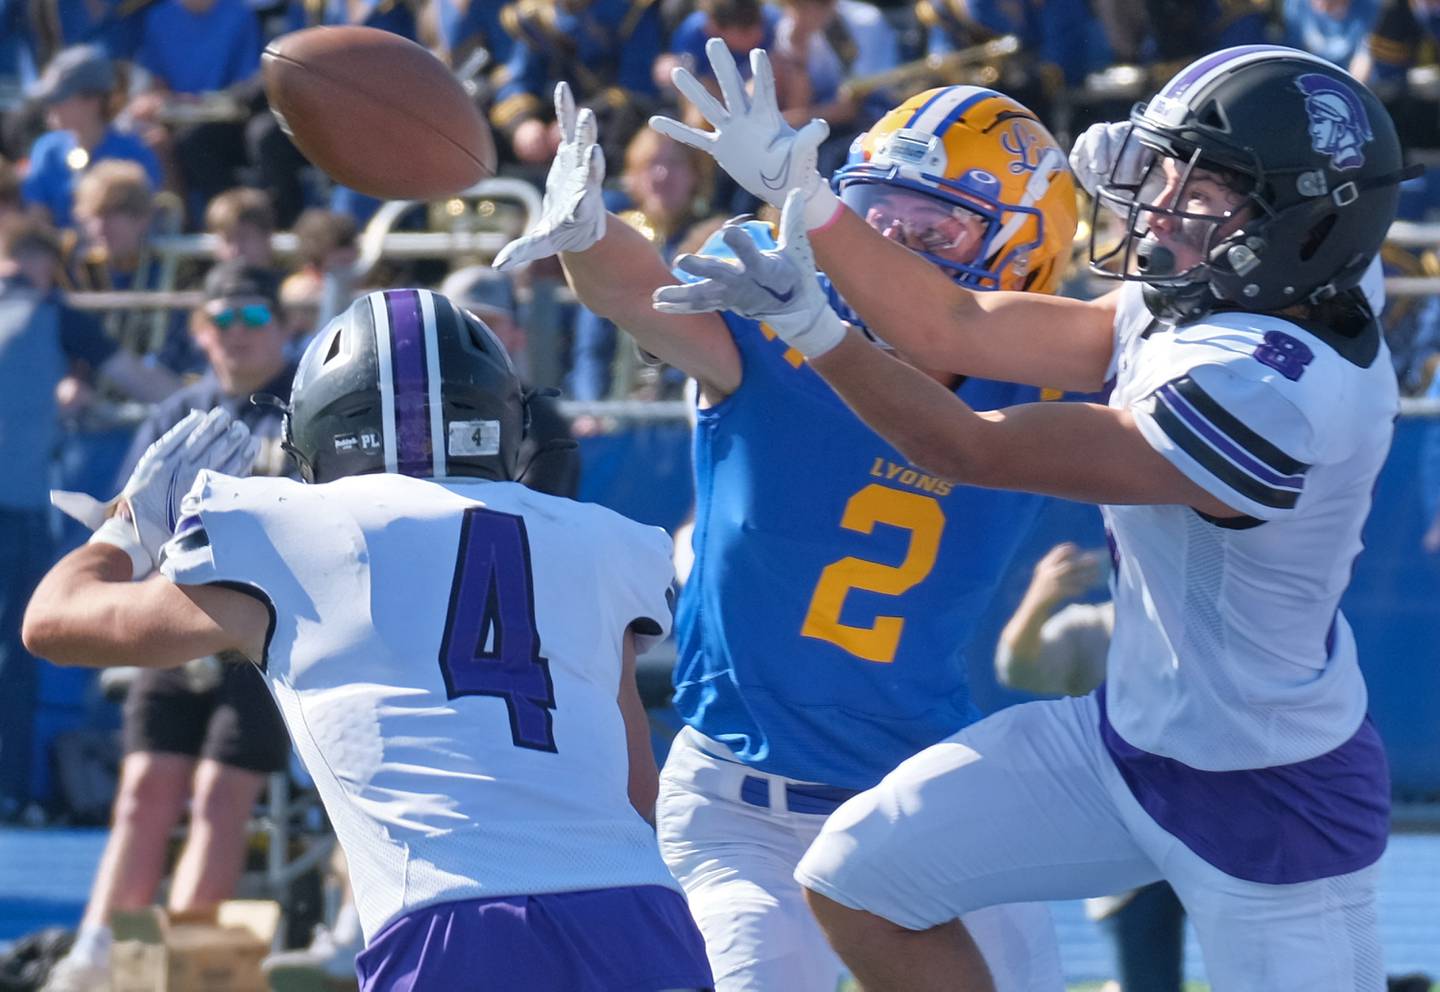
[1151,393,1302,510]
[1169,376,1308,476]
[1155,383,1307,489]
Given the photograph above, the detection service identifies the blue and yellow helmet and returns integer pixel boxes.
[833,85,1077,295]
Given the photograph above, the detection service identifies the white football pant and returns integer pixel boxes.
[657,726,1064,991]
[796,693,1385,992]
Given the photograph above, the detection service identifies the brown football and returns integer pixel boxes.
[262,26,497,200]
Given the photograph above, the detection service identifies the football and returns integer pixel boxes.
[262,26,497,201]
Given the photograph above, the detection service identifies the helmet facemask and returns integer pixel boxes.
[1090,123,1265,321]
[1090,47,1410,323]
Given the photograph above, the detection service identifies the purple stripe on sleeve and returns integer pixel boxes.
[1156,384,1306,489]
[386,290,432,477]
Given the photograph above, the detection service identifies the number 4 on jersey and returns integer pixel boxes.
[438,507,557,752]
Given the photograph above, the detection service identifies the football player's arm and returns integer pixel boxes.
[808,331,1241,516]
[561,222,741,397]
[809,207,1119,393]
[617,627,659,824]
[22,543,270,669]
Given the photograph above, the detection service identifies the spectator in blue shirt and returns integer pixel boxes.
[23,0,143,64]
[1285,0,1380,66]
[285,0,418,38]
[1091,0,1269,66]
[134,0,261,95]
[662,0,781,90]
[0,213,176,821]
[124,0,264,226]
[19,46,162,229]
[491,0,664,165]
[1352,0,1440,147]
[434,0,515,69]
[920,0,1098,86]
[0,0,40,90]
[916,0,1101,130]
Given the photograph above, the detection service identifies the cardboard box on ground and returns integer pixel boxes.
[110,900,281,992]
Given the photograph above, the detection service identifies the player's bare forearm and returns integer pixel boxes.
[618,630,658,824]
[810,208,1116,392]
[23,543,269,669]
[810,329,1240,515]
[562,216,741,395]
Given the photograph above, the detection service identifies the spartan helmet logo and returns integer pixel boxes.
[1295,73,1373,171]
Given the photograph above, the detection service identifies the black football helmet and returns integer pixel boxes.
[1089,45,1412,322]
[282,288,525,484]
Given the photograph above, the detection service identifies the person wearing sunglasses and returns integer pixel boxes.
[39,258,297,992]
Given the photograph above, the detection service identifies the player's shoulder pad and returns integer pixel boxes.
[577,498,674,563]
[1162,311,1385,465]
[675,219,778,285]
[159,471,306,585]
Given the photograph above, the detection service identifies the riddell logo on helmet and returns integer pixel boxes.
[1295,73,1372,171]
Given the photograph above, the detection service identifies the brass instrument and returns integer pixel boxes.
[838,35,1021,104]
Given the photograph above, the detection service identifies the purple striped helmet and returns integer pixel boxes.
[283,288,525,484]
[1088,45,1408,321]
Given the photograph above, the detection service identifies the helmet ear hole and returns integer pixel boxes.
[457,314,493,355]
[1197,99,1229,132]
[1300,213,1338,262]
[323,329,344,364]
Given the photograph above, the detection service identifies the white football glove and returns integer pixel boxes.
[493,82,607,270]
[52,407,258,579]
[653,189,846,359]
[649,39,841,231]
[1069,120,1151,215]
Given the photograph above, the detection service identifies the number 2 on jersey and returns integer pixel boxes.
[438,507,557,752]
[801,484,945,663]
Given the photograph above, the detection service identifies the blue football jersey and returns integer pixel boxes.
[673,223,1051,789]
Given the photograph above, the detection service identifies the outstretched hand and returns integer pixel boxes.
[649,39,841,231]
[53,408,258,578]
[494,81,607,270]
[653,189,846,359]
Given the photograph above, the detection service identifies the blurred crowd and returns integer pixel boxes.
[3,0,1440,416]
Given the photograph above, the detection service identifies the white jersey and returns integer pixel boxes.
[159,472,682,938]
[1102,283,1397,770]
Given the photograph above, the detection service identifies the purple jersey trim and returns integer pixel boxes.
[385,289,431,478]
[1155,384,1306,490]
[1096,686,1389,884]
[355,885,713,992]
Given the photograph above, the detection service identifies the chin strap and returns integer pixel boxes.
[516,387,578,483]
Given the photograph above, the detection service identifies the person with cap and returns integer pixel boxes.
[39,258,294,992]
[20,44,162,229]
[441,264,582,499]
